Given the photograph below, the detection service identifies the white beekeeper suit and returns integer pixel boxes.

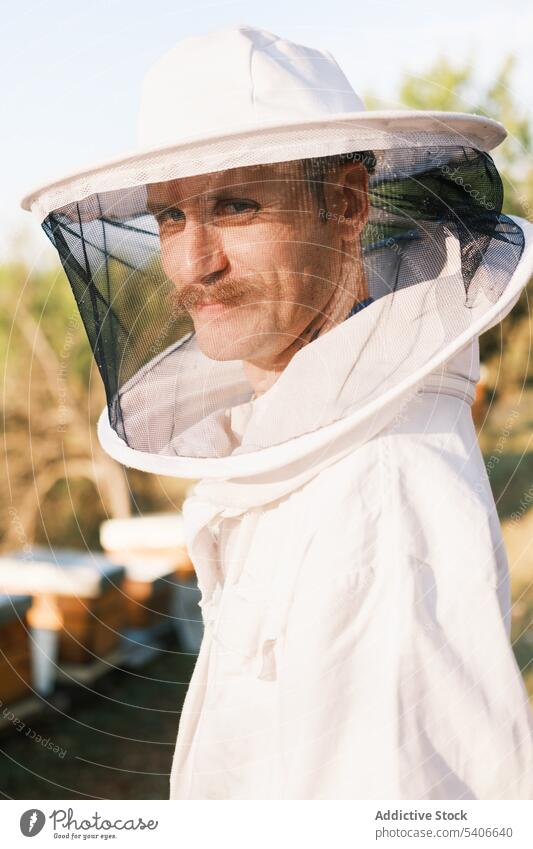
[165,336,533,800]
[21,25,533,800]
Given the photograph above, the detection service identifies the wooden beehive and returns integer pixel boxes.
[54,583,125,663]
[0,552,127,665]
[100,513,195,629]
[0,594,32,705]
[71,548,181,631]
[121,572,173,629]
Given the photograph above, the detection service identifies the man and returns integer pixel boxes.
[146,155,371,397]
[21,25,533,799]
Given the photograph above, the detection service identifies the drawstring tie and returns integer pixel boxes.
[183,490,298,681]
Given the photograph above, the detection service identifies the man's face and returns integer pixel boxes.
[147,160,368,369]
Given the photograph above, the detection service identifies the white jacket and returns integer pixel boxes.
[168,335,533,799]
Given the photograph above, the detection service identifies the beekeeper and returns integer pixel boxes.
[145,153,372,401]
[21,25,533,800]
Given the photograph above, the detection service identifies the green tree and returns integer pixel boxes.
[379,56,533,387]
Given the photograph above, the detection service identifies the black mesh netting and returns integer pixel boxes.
[42,145,524,458]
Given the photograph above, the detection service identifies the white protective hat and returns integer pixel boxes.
[20,26,508,220]
[20,25,533,481]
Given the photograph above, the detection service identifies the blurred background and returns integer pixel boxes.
[1,0,532,799]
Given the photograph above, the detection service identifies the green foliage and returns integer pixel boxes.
[0,259,188,551]
[389,55,533,385]
[0,261,91,383]
[395,55,533,215]
[398,58,473,113]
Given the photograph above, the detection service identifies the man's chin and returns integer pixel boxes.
[192,318,257,362]
[188,300,266,358]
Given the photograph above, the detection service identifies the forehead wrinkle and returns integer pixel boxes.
[148,173,213,208]
[147,161,304,209]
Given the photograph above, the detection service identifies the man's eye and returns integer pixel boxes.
[216,199,259,217]
[156,208,185,224]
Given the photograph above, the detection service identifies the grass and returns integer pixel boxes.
[0,639,196,800]
[479,387,533,703]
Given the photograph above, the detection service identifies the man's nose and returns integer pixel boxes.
[178,219,229,285]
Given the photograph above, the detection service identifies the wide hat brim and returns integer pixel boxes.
[21,110,506,222]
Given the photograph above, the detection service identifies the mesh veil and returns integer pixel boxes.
[41,144,525,460]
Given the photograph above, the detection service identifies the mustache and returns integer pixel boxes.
[169,281,257,311]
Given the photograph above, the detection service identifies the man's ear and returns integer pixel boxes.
[321,163,369,241]
[340,163,369,239]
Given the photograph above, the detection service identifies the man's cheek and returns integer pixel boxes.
[160,254,184,289]
[159,248,173,280]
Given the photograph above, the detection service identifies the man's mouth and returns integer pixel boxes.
[192,296,244,314]
[194,301,230,315]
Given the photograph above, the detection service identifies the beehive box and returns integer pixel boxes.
[119,561,175,629]
[100,513,195,629]
[100,513,194,572]
[59,550,177,630]
[0,594,32,705]
[0,553,126,664]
